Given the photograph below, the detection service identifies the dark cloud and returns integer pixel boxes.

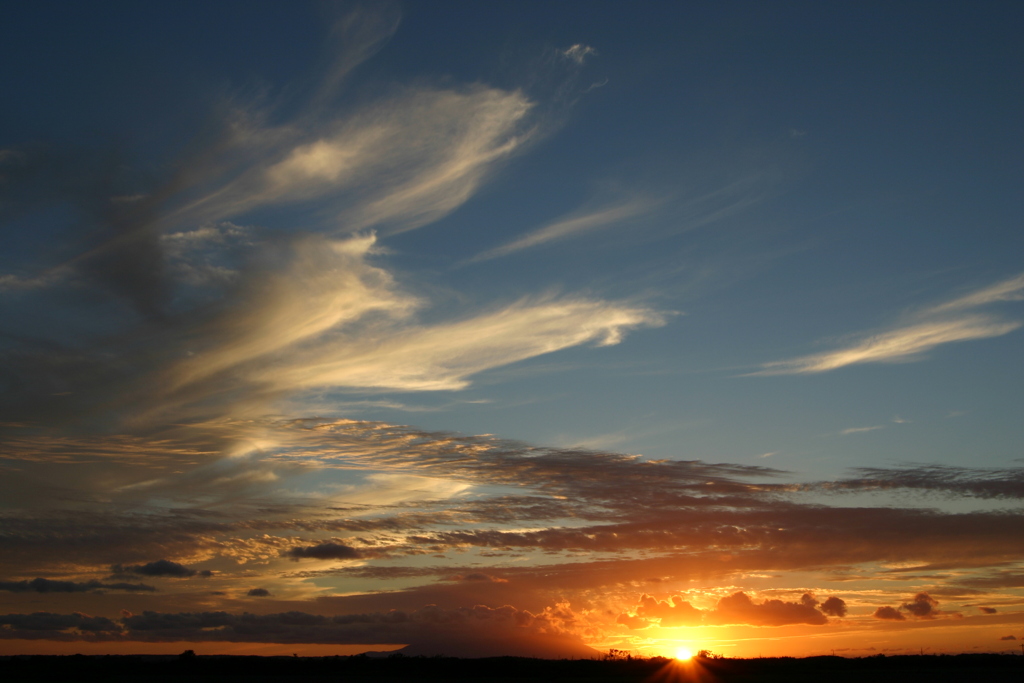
[620,591,835,628]
[0,604,599,658]
[1000,635,1017,640]
[615,613,652,630]
[959,571,1024,589]
[111,559,210,578]
[0,578,155,593]
[286,542,363,561]
[0,611,122,637]
[901,592,939,619]
[635,594,703,626]
[804,464,1024,499]
[873,606,905,621]
[820,596,848,617]
[706,591,827,627]
[449,573,508,583]
[979,606,997,614]
[2,418,1024,652]
[247,588,272,597]
[309,566,443,580]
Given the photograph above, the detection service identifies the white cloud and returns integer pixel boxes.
[168,233,417,392]
[173,86,533,237]
[465,198,655,263]
[561,44,598,65]
[754,316,1020,375]
[162,233,663,409]
[840,426,884,436]
[753,274,1024,375]
[331,473,472,506]
[0,272,60,291]
[926,273,1024,314]
[255,294,665,392]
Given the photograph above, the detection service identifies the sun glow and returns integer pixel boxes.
[674,647,693,660]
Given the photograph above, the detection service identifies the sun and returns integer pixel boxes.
[674,647,693,660]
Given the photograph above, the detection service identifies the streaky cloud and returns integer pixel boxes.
[926,272,1024,314]
[255,294,665,392]
[752,273,1024,375]
[464,198,657,264]
[0,578,155,593]
[561,44,598,65]
[802,463,1024,499]
[840,425,884,435]
[173,86,534,237]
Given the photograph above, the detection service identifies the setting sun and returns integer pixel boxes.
[675,648,693,661]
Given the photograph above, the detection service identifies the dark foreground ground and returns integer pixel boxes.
[3,652,1022,682]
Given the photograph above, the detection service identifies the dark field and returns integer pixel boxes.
[2,653,1022,683]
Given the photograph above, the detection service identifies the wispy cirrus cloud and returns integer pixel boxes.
[840,425,884,435]
[464,198,657,263]
[752,273,1024,375]
[175,86,534,236]
[560,44,598,65]
[143,232,665,421]
[926,273,1024,314]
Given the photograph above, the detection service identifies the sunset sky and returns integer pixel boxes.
[2,1,1023,659]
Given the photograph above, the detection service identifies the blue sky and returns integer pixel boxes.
[1,1,1022,658]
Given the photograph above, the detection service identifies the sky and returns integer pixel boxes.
[1,0,1023,659]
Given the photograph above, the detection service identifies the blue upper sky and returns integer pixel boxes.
[2,1,1022,476]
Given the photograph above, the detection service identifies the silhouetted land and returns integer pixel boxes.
[2,652,1022,682]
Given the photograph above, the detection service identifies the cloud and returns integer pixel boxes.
[621,592,836,628]
[247,588,272,597]
[840,426,884,435]
[705,591,828,626]
[753,274,1024,375]
[5,417,1024,590]
[901,592,939,619]
[754,316,1020,375]
[872,593,950,622]
[1,40,534,323]
[145,233,665,417]
[0,604,600,658]
[0,578,155,593]
[450,573,508,583]
[820,596,848,617]
[873,606,905,621]
[0,612,122,636]
[172,86,534,238]
[927,273,1024,314]
[286,542,363,561]
[616,612,652,630]
[804,464,1024,499]
[1000,635,1017,640]
[561,44,598,65]
[465,199,656,263]
[979,607,997,614]
[2,413,1023,654]
[111,559,210,578]
[634,593,703,626]
[252,292,665,392]
[163,233,417,394]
